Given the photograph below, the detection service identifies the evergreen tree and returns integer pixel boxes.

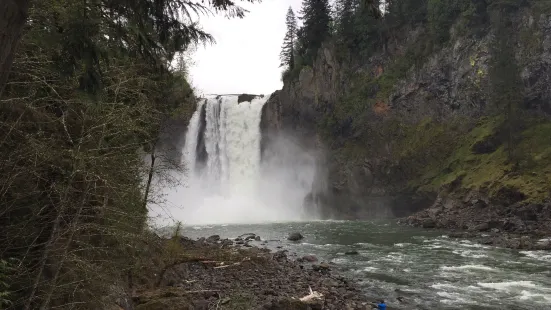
[335,0,357,41]
[299,0,332,64]
[488,5,523,160]
[280,7,298,69]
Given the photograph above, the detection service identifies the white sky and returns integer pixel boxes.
[189,0,303,96]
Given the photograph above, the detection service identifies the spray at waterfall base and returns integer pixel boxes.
[150,94,322,225]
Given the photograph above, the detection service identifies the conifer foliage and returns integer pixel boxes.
[299,0,332,63]
[280,7,298,69]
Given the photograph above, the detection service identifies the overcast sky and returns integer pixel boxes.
[188,0,303,96]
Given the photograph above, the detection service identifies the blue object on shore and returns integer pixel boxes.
[377,301,387,310]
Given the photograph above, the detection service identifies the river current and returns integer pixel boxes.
[181,220,551,310]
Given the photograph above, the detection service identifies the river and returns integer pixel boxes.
[181,220,551,310]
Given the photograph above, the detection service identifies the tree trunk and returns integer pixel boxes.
[0,0,31,97]
[142,143,156,211]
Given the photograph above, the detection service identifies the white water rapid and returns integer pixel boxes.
[149,95,319,226]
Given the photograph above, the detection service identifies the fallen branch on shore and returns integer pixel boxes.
[182,289,220,294]
[296,286,323,303]
[212,257,251,269]
[213,263,240,269]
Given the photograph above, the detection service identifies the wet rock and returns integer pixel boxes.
[237,94,258,103]
[221,239,234,246]
[312,263,331,273]
[206,235,220,243]
[515,205,540,221]
[421,219,436,228]
[238,233,257,241]
[473,222,490,232]
[448,231,465,238]
[535,238,551,250]
[298,255,318,263]
[519,235,533,249]
[255,236,261,241]
[471,199,488,209]
[344,250,359,255]
[287,232,304,241]
[273,250,288,261]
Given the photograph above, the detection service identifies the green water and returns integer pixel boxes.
[181,220,551,310]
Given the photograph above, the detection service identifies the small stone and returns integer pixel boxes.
[344,250,359,255]
[255,236,261,241]
[299,255,318,262]
[312,263,331,272]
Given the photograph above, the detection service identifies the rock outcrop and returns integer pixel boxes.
[261,6,551,220]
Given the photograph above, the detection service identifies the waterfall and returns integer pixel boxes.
[194,95,265,195]
[182,99,205,174]
[150,94,318,225]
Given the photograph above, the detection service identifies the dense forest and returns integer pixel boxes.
[0,1,258,309]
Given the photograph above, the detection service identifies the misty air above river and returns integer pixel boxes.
[149,95,319,225]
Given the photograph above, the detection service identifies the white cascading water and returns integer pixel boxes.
[182,99,205,174]
[150,94,318,225]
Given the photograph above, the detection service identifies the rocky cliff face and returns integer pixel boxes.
[262,7,551,220]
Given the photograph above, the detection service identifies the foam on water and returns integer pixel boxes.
[440,264,497,271]
[520,250,551,262]
[477,281,538,290]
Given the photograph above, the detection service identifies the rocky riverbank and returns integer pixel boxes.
[398,191,551,251]
[129,233,386,310]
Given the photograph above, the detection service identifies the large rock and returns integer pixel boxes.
[206,235,220,243]
[287,232,304,241]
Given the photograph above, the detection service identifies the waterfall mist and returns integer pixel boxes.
[149,95,320,226]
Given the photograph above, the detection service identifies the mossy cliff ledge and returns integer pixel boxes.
[261,3,551,236]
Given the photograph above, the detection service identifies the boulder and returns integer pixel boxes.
[206,235,220,243]
[421,219,436,228]
[287,232,304,241]
[238,233,257,241]
[221,239,234,246]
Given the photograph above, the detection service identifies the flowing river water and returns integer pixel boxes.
[181,220,551,310]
